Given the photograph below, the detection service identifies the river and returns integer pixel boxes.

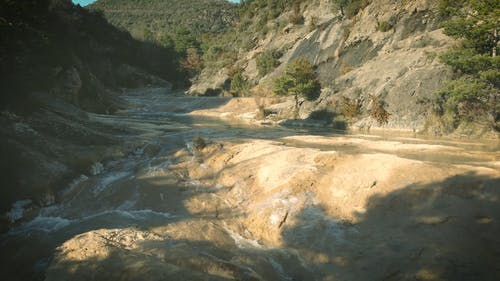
[1,88,499,281]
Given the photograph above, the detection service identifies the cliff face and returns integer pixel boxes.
[189,0,454,132]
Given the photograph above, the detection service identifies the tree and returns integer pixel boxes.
[437,0,500,131]
[274,58,321,118]
[173,28,199,55]
[230,68,249,96]
[180,48,204,77]
[441,0,499,57]
[332,0,349,16]
[256,49,281,77]
[331,0,370,18]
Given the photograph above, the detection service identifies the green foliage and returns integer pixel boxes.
[378,21,393,32]
[345,0,371,17]
[89,0,238,43]
[438,77,496,122]
[440,50,499,75]
[435,0,500,131]
[256,50,282,77]
[274,58,321,101]
[239,0,307,19]
[378,16,398,32]
[274,58,321,116]
[172,28,199,55]
[180,48,204,76]
[230,71,250,96]
[439,0,499,56]
[332,0,371,18]
[88,0,239,83]
[309,109,336,123]
[0,0,185,108]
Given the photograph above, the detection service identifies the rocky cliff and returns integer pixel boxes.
[189,0,455,132]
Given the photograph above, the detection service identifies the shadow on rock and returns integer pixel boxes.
[280,172,500,281]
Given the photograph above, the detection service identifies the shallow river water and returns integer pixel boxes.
[1,89,499,281]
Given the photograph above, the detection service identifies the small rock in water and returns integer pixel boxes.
[90,162,104,175]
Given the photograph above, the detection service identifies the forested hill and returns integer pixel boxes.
[0,0,181,112]
[88,0,239,43]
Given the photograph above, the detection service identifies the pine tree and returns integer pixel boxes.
[274,58,321,118]
[437,0,499,130]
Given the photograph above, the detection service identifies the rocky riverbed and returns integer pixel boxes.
[1,89,499,281]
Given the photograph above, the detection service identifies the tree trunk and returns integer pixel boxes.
[493,28,497,57]
[294,93,299,119]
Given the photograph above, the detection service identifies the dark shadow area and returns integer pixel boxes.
[4,162,498,281]
[275,108,348,132]
[42,235,309,281]
[280,172,500,281]
[0,162,246,281]
[0,0,183,114]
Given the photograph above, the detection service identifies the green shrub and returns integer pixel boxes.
[434,0,499,131]
[256,50,282,77]
[309,109,336,123]
[274,58,321,117]
[378,21,392,32]
[230,71,249,96]
[438,77,494,122]
[180,48,204,76]
[345,0,371,17]
[440,50,497,75]
[333,0,371,18]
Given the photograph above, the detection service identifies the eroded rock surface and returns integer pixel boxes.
[46,133,500,281]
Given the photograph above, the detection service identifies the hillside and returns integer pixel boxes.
[88,0,238,44]
[1,1,499,280]
[0,0,177,214]
[0,0,180,111]
[188,0,499,137]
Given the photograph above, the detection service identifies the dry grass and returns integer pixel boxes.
[369,94,391,125]
[341,96,362,119]
[341,65,355,75]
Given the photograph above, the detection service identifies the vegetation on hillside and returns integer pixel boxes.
[256,50,282,78]
[200,0,373,82]
[332,0,371,18]
[434,0,499,132]
[89,0,238,80]
[200,0,310,70]
[89,0,237,43]
[274,58,321,117]
[0,0,182,111]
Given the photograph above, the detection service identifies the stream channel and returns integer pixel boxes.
[1,88,499,281]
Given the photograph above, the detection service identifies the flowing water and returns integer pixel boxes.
[1,89,499,281]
